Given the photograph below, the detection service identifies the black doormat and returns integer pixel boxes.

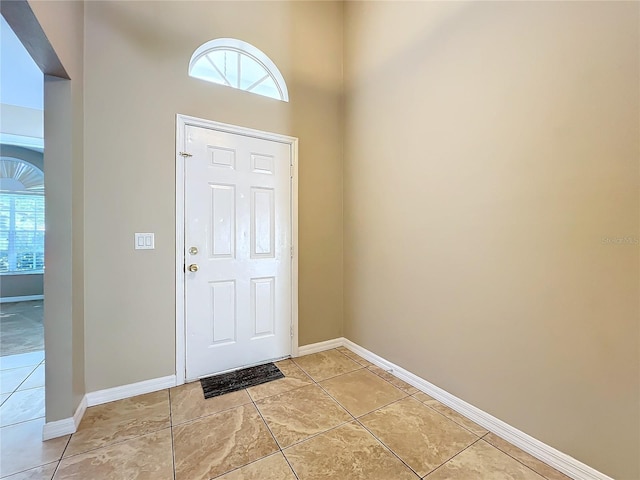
[201,362,284,399]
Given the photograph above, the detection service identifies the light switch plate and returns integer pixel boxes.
[134,233,155,250]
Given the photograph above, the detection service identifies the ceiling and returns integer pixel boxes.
[0,14,43,111]
[0,15,43,153]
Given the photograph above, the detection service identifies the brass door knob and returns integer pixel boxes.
[188,264,199,273]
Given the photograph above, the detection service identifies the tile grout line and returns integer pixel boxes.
[335,347,376,368]
[248,388,301,480]
[481,436,559,480]
[273,352,361,453]
[339,347,560,478]
[247,362,318,479]
[352,393,411,419]
[350,398,424,478]
[11,383,47,394]
[412,394,488,437]
[0,363,40,398]
[279,453,301,480]
[206,452,295,480]
[33,349,553,480]
[0,361,44,373]
[250,392,284,450]
[0,413,46,430]
[357,356,494,437]
[58,420,73,459]
[171,398,254,428]
[420,437,483,479]
[51,390,174,474]
[170,386,275,480]
[247,380,312,405]
[279,418,357,452]
[48,460,59,480]
[412,392,561,478]
[50,460,62,479]
[365,365,418,394]
[356,419,423,478]
[56,425,171,461]
[314,374,405,424]
[313,373,422,478]
[168,388,177,480]
[289,362,365,383]
[334,351,485,478]
[0,459,62,480]
[48,433,72,480]
[319,349,485,479]
[291,348,365,380]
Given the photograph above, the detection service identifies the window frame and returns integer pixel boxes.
[0,157,45,276]
[189,38,289,102]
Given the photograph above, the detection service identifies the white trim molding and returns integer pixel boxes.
[38,336,615,480]
[42,375,177,440]
[299,337,613,480]
[290,139,299,359]
[189,38,289,102]
[85,375,176,407]
[175,114,299,386]
[0,294,44,303]
[43,394,87,440]
[296,338,344,356]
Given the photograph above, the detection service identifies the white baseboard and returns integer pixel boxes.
[43,394,87,440]
[296,337,345,356]
[0,295,44,304]
[86,375,177,407]
[38,337,614,480]
[304,337,611,480]
[42,375,177,440]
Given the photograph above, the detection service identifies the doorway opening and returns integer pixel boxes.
[175,115,299,385]
[0,13,46,426]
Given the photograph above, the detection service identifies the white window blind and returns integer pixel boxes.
[0,193,45,274]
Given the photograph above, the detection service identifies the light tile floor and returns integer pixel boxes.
[0,301,44,356]
[0,351,45,429]
[0,348,572,480]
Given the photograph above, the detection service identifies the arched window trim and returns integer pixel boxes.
[189,38,289,102]
[0,156,45,274]
[0,156,44,193]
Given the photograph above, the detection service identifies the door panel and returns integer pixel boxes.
[184,125,291,379]
[210,184,235,258]
[251,187,275,258]
[251,277,275,337]
[210,280,236,344]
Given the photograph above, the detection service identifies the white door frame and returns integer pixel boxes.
[175,114,299,386]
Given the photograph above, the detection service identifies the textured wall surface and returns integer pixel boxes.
[343,2,639,478]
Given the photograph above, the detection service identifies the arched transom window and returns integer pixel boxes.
[0,157,45,273]
[189,38,289,102]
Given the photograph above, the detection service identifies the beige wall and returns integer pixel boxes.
[27,0,86,421]
[83,1,343,391]
[13,3,638,477]
[344,2,639,479]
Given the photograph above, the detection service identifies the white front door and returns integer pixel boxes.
[183,124,292,380]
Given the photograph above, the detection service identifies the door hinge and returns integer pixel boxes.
[290,246,294,258]
[290,165,294,177]
[290,324,294,338]
[179,152,193,158]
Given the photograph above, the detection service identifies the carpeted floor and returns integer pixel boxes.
[0,301,44,356]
